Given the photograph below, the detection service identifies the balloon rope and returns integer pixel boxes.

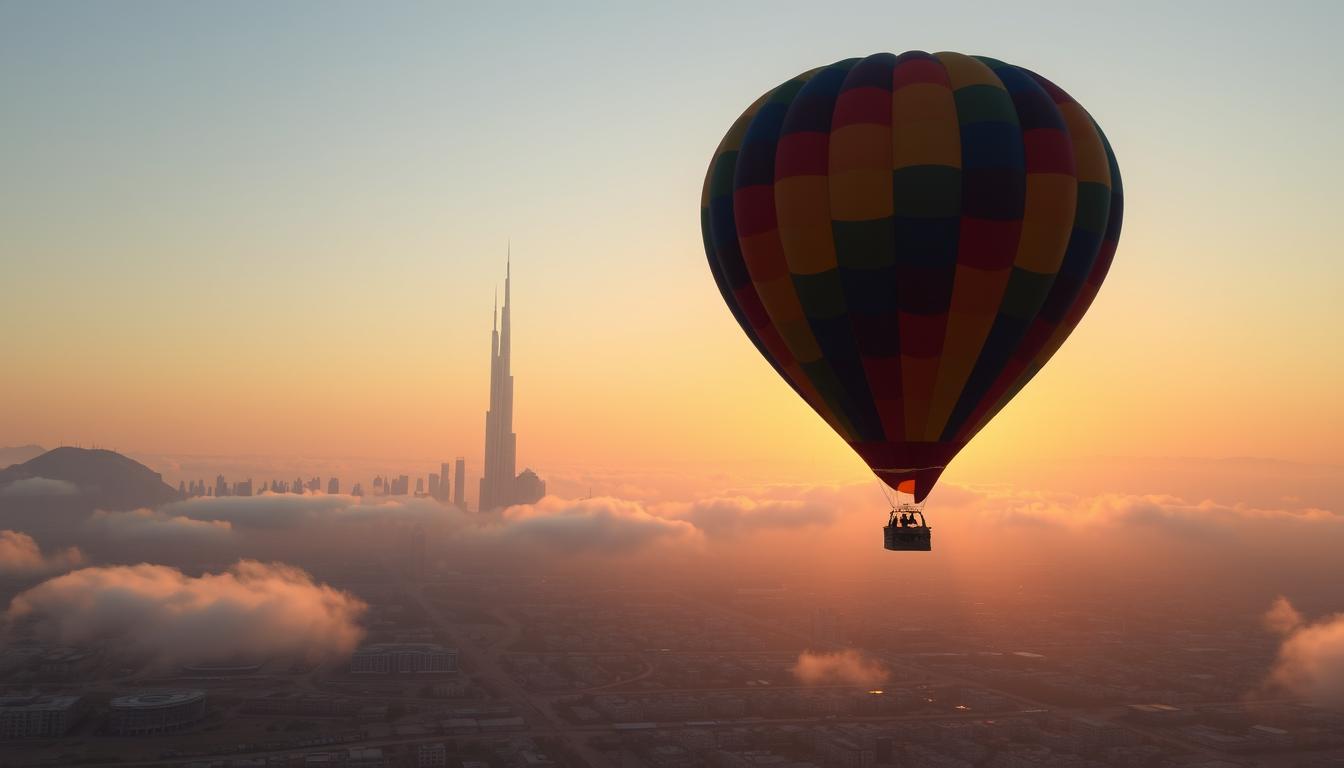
[876,479,897,509]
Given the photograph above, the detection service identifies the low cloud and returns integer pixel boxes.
[141,492,822,557]
[0,530,83,575]
[87,509,233,544]
[44,479,1342,571]
[6,560,366,667]
[930,487,1340,536]
[497,496,699,553]
[790,649,889,687]
[162,492,464,529]
[658,496,835,537]
[1263,597,1344,707]
[0,477,80,497]
[1263,596,1305,635]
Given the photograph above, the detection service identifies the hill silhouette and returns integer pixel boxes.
[0,447,179,511]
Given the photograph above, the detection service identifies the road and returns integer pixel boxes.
[399,577,614,768]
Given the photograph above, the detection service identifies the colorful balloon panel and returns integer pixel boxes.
[702,52,1123,502]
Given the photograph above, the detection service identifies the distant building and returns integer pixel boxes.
[0,694,85,738]
[478,256,545,511]
[821,737,874,768]
[347,747,385,767]
[351,482,364,497]
[453,458,466,509]
[214,474,228,498]
[350,644,457,675]
[327,477,339,494]
[428,473,440,500]
[418,742,448,768]
[439,461,452,502]
[515,468,545,505]
[235,477,253,496]
[108,690,206,736]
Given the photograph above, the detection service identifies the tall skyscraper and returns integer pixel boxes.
[453,458,465,509]
[439,461,452,502]
[479,256,518,512]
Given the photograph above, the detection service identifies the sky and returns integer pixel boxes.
[2,0,1341,495]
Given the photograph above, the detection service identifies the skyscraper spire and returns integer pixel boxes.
[480,252,517,513]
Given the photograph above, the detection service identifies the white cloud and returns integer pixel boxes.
[0,530,83,575]
[0,477,79,497]
[1263,597,1344,708]
[791,649,889,687]
[7,560,366,666]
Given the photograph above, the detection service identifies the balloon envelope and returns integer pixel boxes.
[701,51,1123,501]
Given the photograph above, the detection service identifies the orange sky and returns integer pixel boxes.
[2,3,1341,494]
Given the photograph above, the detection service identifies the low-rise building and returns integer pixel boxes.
[418,742,448,767]
[108,690,206,736]
[350,643,458,674]
[0,694,86,738]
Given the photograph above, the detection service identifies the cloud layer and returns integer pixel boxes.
[7,560,366,666]
[0,530,83,575]
[0,477,79,497]
[81,491,837,559]
[497,496,698,553]
[87,508,233,544]
[1264,597,1344,707]
[790,649,889,687]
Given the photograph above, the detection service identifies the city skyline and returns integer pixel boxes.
[149,256,549,510]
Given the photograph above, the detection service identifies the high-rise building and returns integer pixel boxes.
[439,462,452,502]
[479,257,518,513]
[428,473,440,500]
[477,254,546,512]
[327,477,339,494]
[453,458,465,509]
[515,468,545,505]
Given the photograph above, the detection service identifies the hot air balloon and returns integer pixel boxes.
[700,51,1123,551]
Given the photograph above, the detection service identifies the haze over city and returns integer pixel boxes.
[2,2,1343,768]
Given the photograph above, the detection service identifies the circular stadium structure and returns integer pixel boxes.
[108,690,206,736]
